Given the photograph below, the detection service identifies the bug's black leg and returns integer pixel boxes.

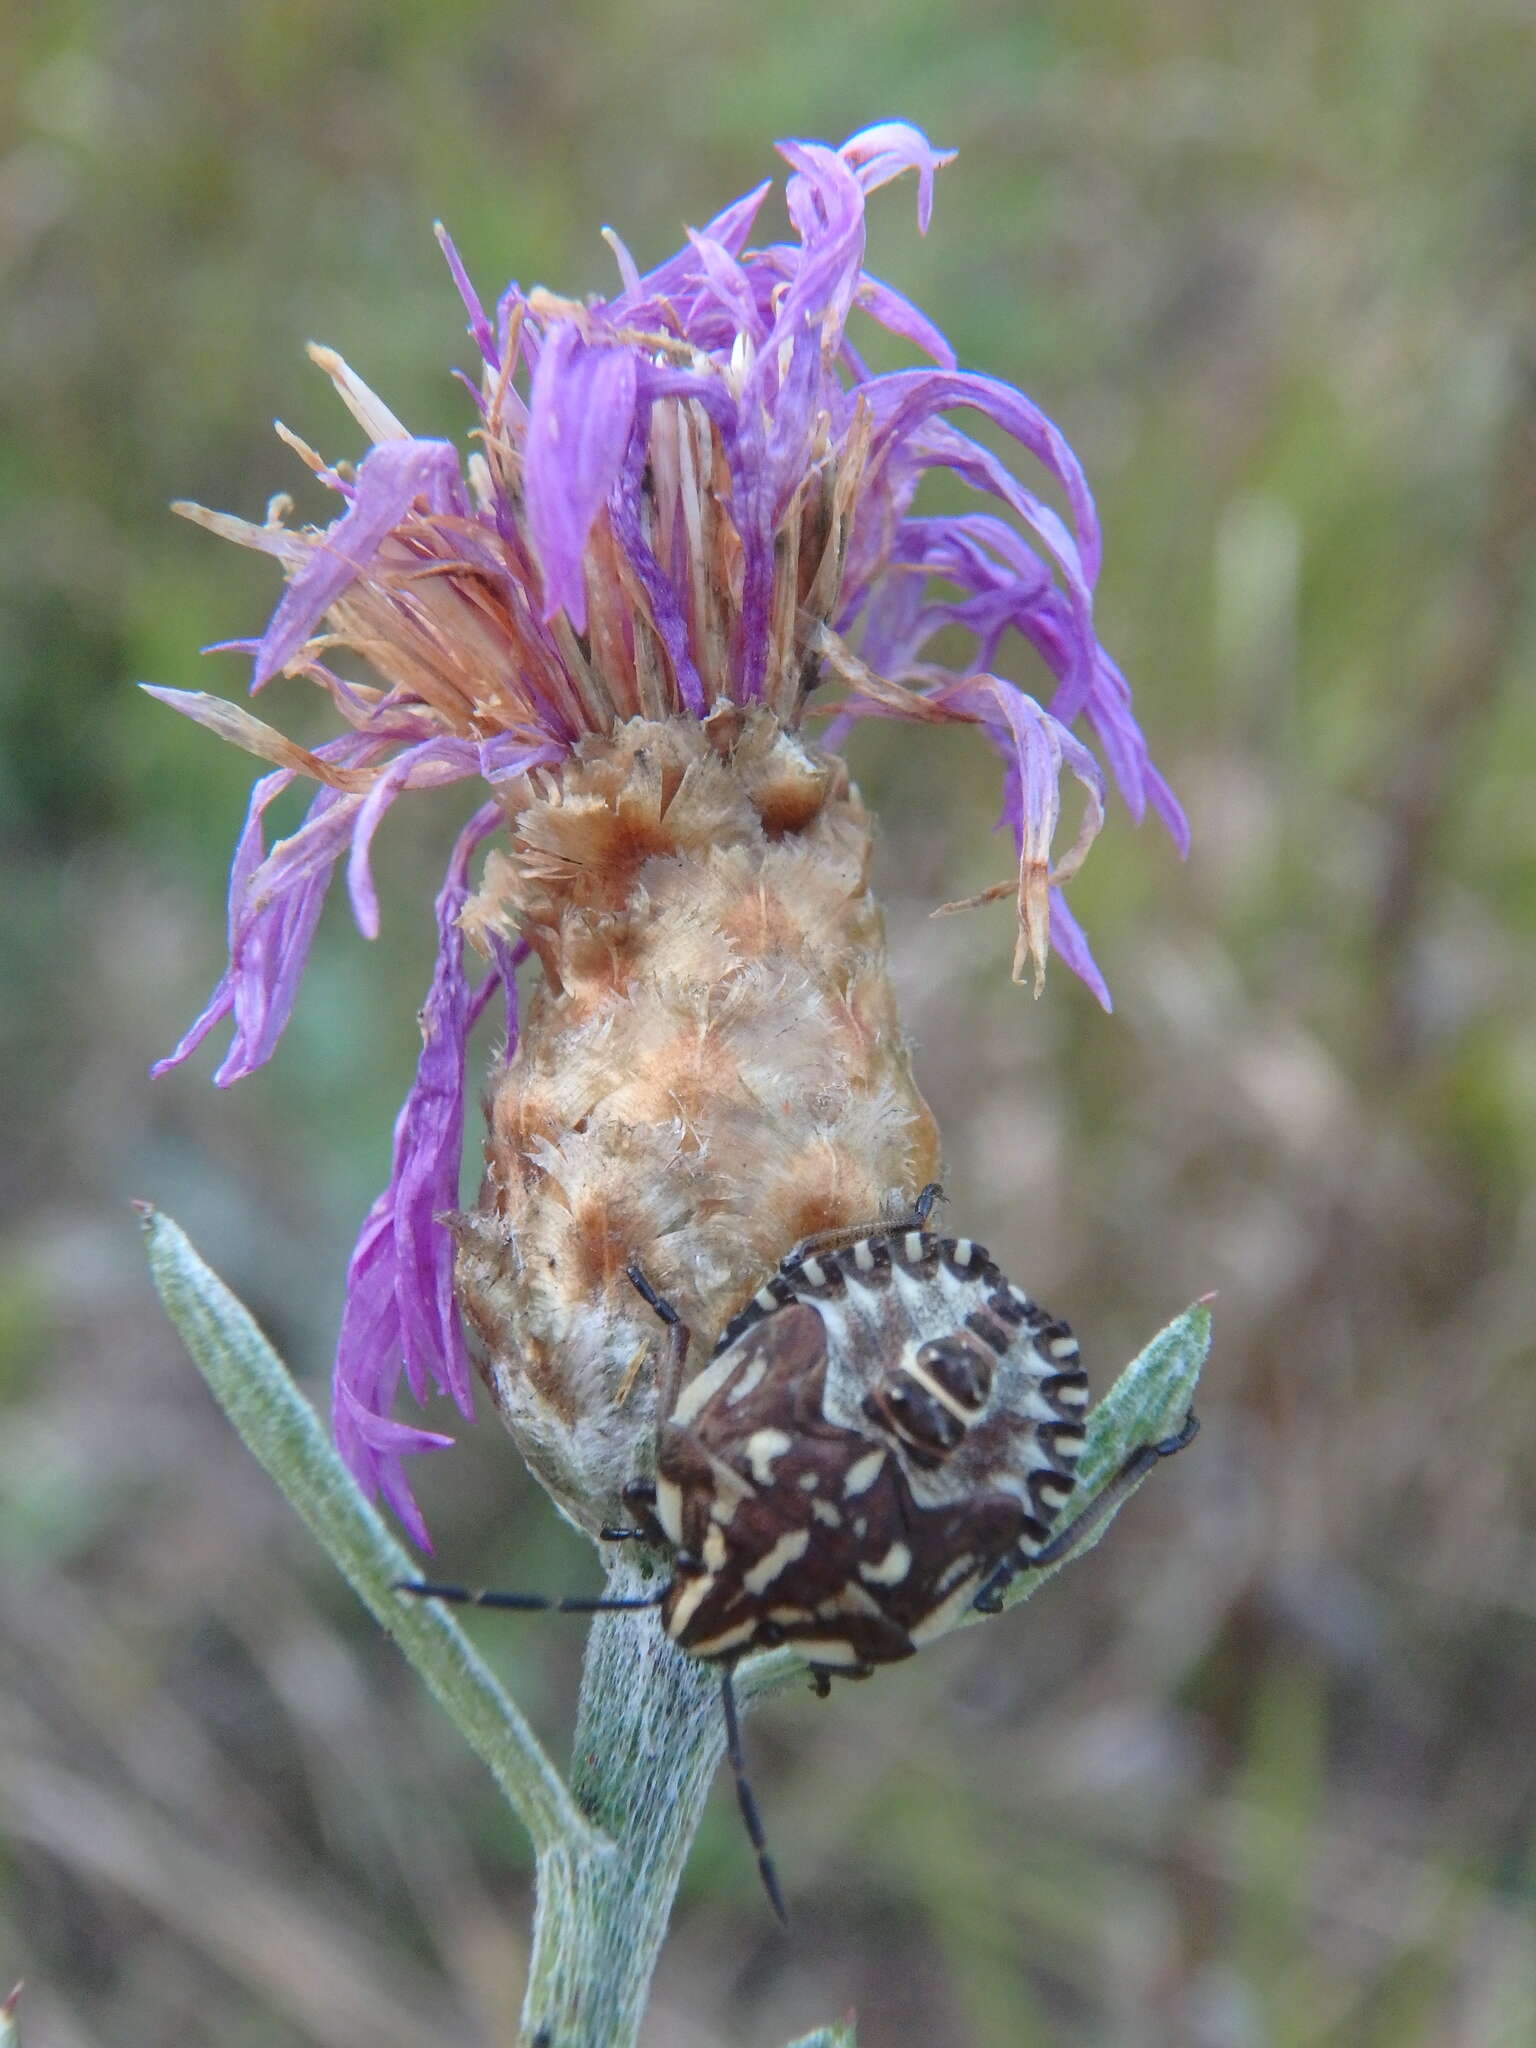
[625,1262,692,1420]
[808,1669,832,1699]
[614,1476,669,1545]
[720,1664,789,1927]
[601,1476,668,1546]
[624,1262,681,1327]
[972,1412,1200,1614]
[970,1557,1019,1616]
[395,1581,667,1616]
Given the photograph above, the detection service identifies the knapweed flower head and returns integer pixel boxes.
[152,123,1186,1545]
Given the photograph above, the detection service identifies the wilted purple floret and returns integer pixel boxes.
[153,123,1186,1540]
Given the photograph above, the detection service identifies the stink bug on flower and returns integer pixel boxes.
[401,1186,1198,1918]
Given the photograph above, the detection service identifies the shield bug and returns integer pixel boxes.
[401,1186,1197,1918]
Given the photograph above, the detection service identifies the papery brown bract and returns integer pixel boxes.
[455,708,940,1528]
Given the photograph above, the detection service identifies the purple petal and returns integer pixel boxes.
[1143,758,1191,858]
[862,370,1100,579]
[333,1378,450,1555]
[775,141,867,339]
[1046,889,1112,1013]
[153,735,388,1084]
[606,444,709,715]
[611,179,771,318]
[477,735,566,785]
[331,803,507,1542]
[344,736,483,939]
[684,228,766,344]
[435,221,498,371]
[253,439,466,689]
[854,273,957,366]
[525,329,639,631]
[838,122,956,232]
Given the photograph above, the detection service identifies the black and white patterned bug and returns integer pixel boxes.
[401,1186,1197,1919]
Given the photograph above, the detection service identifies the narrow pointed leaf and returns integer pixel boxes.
[137,1205,602,1859]
[995,1299,1210,1612]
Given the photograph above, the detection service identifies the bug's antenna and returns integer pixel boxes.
[720,1664,788,1927]
[395,1581,667,1615]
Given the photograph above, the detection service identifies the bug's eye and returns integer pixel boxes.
[914,1335,993,1412]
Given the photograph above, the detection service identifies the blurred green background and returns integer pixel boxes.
[2,1,1534,2043]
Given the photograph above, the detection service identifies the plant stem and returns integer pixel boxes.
[522,1558,727,2047]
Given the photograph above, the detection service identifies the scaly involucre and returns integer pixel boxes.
[151,124,1185,1543]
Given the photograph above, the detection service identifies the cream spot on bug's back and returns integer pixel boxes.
[724,1356,767,1407]
[745,1427,793,1485]
[935,1553,975,1596]
[671,1351,740,1426]
[655,1476,685,1546]
[907,1572,985,1646]
[688,1618,758,1658]
[742,1527,810,1596]
[703,1524,728,1571]
[811,1498,842,1527]
[843,1448,885,1496]
[859,1541,912,1587]
[665,1571,715,1639]
[804,1638,865,1667]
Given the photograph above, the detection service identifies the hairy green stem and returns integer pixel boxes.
[522,1571,725,2046]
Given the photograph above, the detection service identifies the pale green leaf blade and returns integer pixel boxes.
[996,1298,1211,1612]
[138,1204,600,1858]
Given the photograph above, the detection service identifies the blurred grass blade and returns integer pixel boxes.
[997,1299,1211,1612]
[782,2023,857,2048]
[137,1204,602,1860]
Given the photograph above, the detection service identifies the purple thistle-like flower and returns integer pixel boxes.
[153,124,1185,1539]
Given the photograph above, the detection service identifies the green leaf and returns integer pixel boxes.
[995,1297,1211,1613]
[137,1205,601,1860]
